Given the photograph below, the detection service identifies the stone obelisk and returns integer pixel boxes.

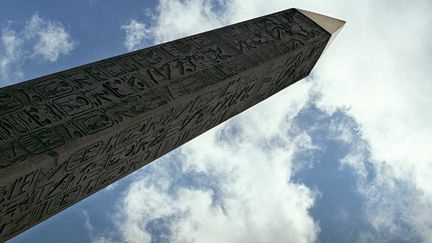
[0,8,344,241]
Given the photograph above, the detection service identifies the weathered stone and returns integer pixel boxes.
[0,8,344,241]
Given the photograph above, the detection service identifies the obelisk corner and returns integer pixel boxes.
[296,8,345,35]
[296,8,345,54]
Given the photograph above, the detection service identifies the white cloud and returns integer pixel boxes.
[308,0,432,187]
[0,14,75,84]
[299,1,432,240]
[121,0,228,50]
[114,0,432,241]
[121,20,151,51]
[0,28,24,82]
[148,0,227,42]
[25,14,75,61]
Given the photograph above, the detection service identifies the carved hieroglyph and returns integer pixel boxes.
[0,8,344,241]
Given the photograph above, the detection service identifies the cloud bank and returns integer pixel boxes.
[0,14,75,85]
[0,28,25,82]
[121,20,152,51]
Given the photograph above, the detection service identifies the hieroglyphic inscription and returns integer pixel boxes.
[0,9,332,241]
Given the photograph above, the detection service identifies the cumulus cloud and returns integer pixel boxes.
[301,1,432,240]
[25,14,75,61]
[0,14,75,84]
[112,0,432,242]
[0,28,24,82]
[121,0,229,50]
[121,20,151,51]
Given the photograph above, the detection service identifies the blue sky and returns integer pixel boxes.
[1,0,432,242]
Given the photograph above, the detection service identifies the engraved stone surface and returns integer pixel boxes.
[0,8,343,241]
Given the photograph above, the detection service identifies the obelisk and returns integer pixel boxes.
[0,8,344,241]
